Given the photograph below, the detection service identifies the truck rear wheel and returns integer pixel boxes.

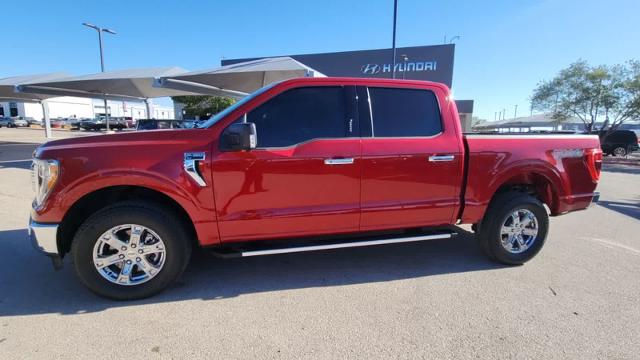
[71,201,192,300]
[477,192,549,265]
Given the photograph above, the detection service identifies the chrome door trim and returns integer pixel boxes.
[428,155,455,162]
[184,152,206,187]
[324,158,355,165]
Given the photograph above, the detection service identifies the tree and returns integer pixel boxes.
[172,96,235,120]
[471,116,487,128]
[530,60,640,133]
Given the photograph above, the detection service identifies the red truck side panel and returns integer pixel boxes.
[461,135,601,224]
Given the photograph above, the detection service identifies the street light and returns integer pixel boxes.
[444,35,461,44]
[82,22,116,131]
[391,0,398,79]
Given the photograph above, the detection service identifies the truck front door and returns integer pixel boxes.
[211,85,361,242]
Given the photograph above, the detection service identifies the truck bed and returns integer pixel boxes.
[460,133,601,224]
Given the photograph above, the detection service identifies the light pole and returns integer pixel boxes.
[391,0,398,79]
[82,22,116,131]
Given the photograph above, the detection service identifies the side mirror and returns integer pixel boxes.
[220,122,257,151]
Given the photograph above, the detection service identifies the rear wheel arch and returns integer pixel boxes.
[485,163,563,216]
[57,185,198,256]
[490,173,556,213]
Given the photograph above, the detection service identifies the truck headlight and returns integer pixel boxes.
[32,159,59,208]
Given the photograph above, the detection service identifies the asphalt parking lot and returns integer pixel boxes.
[0,128,638,359]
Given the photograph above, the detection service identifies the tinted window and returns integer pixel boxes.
[247,86,348,147]
[368,87,442,137]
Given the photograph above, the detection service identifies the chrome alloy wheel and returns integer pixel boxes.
[92,224,166,286]
[500,209,539,254]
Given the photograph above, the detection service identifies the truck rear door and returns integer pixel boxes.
[358,85,464,231]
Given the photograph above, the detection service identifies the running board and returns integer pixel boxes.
[210,231,456,258]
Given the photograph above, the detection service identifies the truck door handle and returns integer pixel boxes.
[324,158,355,165]
[428,155,455,162]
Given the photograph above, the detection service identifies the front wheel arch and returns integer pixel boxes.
[57,185,198,256]
[72,200,192,300]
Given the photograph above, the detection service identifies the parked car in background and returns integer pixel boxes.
[67,118,79,129]
[79,117,127,131]
[29,77,603,300]
[8,117,29,127]
[599,130,639,156]
[23,117,40,125]
[66,118,87,130]
[136,119,198,130]
[0,116,10,127]
[50,118,68,128]
[124,117,135,128]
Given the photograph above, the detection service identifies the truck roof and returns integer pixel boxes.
[276,76,450,91]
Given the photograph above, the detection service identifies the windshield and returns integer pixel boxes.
[198,83,278,128]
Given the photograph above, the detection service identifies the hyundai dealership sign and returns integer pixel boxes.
[222,44,455,87]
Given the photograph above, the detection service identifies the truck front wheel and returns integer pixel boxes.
[477,192,549,265]
[71,201,192,300]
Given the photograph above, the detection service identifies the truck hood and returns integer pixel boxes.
[35,129,210,159]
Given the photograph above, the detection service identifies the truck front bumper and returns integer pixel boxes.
[28,218,63,269]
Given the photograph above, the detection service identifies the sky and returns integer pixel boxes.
[2,0,639,121]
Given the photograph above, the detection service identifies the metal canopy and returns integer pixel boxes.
[154,57,325,97]
[16,67,198,100]
[0,72,75,138]
[0,73,72,102]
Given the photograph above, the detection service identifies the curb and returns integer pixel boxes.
[603,159,640,167]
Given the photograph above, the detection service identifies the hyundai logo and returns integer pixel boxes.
[360,61,438,75]
[361,64,381,75]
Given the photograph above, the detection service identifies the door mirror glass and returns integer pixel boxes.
[220,122,257,151]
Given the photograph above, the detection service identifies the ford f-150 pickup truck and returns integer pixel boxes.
[29,77,602,300]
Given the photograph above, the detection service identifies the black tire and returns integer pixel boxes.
[612,146,627,157]
[72,201,192,300]
[477,192,549,265]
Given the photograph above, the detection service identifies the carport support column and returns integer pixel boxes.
[104,98,110,132]
[144,98,152,119]
[41,100,52,139]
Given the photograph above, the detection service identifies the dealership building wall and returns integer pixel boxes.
[0,97,174,120]
[222,44,474,131]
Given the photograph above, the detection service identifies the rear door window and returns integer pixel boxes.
[367,87,442,137]
[247,86,349,148]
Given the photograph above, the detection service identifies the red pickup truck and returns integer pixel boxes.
[29,77,602,300]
